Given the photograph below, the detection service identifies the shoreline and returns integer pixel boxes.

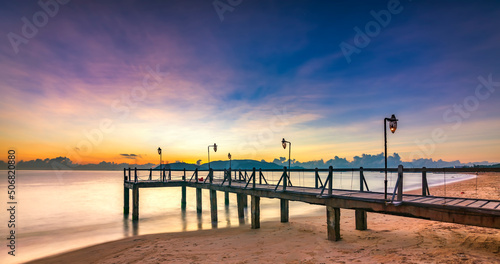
[27,173,500,263]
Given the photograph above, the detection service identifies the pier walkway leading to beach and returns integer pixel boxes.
[123,166,500,241]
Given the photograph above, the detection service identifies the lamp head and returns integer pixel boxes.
[228,153,231,160]
[157,147,162,155]
[282,138,287,149]
[213,143,217,152]
[389,114,397,133]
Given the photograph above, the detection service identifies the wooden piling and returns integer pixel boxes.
[356,167,367,230]
[210,190,218,223]
[242,194,248,208]
[355,209,367,230]
[181,169,186,210]
[196,188,202,213]
[237,193,245,219]
[326,206,341,241]
[251,195,260,229]
[397,165,404,201]
[280,199,289,223]
[422,167,429,196]
[315,168,319,188]
[132,186,139,221]
[123,187,129,214]
[328,166,333,196]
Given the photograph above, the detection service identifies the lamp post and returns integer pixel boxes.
[157,147,162,169]
[282,138,291,175]
[208,143,217,169]
[228,153,232,169]
[384,114,398,200]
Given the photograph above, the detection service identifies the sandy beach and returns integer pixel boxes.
[27,173,500,264]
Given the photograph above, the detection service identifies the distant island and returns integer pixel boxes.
[0,154,498,171]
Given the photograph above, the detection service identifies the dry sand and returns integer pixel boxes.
[28,173,500,264]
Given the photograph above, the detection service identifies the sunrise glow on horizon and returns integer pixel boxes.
[1,1,500,166]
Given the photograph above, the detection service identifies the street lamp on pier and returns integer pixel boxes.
[384,114,398,200]
[282,138,291,177]
[208,143,217,169]
[157,147,162,169]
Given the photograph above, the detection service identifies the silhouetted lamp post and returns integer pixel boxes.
[208,143,217,169]
[282,138,291,174]
[157,147,162,169]
[228,153,232,169]
[384,114,398,200]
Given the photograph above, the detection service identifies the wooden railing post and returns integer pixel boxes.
[252,167,256,189]
[124,168,127,181]
[259,169,262,184]
[422,167,429,196]
[360,167,364,192]
[283,167,287,191]
[397,165,404,201]
[149,168,152,181]
[128,168,131,182]
[328,166,333,196]
[315,168,319,189]
[134,167,137,182]
[209,168,213,184]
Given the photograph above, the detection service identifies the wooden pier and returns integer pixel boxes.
[123,166,500,241]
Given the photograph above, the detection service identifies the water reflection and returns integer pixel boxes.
[224,205,231,227]
[181,209,187,231]
[197,212,203,230]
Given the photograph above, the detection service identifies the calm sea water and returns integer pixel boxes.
[0,170,473,264]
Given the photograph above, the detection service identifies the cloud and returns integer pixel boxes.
[120,154,142,159]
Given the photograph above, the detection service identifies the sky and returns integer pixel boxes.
[1,0,499,165]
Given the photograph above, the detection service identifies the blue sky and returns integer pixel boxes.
[1,0,499,164]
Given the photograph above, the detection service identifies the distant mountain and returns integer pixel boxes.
[154,160,288,170]
[156,162,199,170]
[2,154,498,171]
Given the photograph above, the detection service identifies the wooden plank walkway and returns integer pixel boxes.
[123,167,500,241]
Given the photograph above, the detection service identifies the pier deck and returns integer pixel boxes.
[123,166,500,241]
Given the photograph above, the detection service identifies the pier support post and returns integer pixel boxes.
[251,195,260,229]
[210,190,218,224]
[242,194,248,208]
[237,193,245,219]
[123,187,129,214]
[181,185,187,210]
[181,170,186,210]
[196,188,202,213]
[225,192,229,206]
[280,199,289,223]
[355,209,367,230]
[132,186,139,221]
[326,206,341,241]
[397,165,404,201]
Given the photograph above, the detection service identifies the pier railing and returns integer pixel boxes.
[124,166,499,202]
